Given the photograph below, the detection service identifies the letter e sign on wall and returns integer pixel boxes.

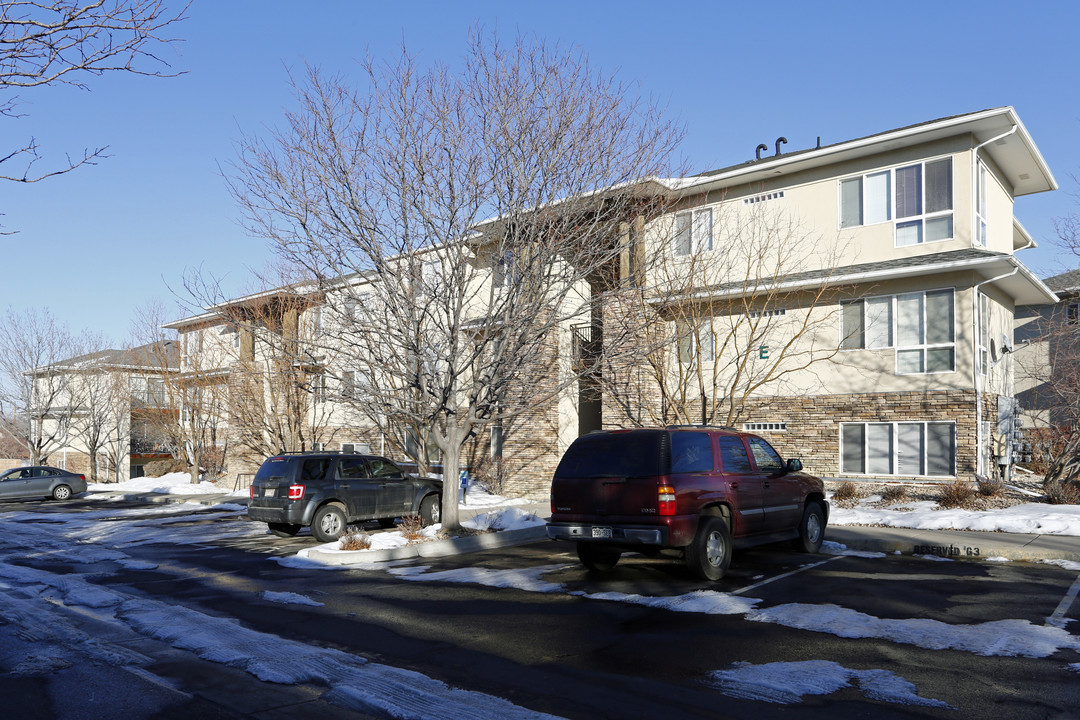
[759,345,770,361]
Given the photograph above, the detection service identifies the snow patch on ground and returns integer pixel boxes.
[830,502,1080,536]
[820,541,886,558]
[747,603,1080,658]
[461,507,544,532]
[1041,558,1080,571]
[705,660,952,708]
[390,564,567,593]
[88,473,229,495]
[261,591,324,607]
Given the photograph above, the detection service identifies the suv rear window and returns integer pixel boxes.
[671,431,713,473]
[254,457,295,482]
[555,430,670,478]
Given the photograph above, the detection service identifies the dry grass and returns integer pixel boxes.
[398,514,426,542]
[339,528,371,551]
[832,481,860,503]
[976,474,1005,497]
[937,479,976,508]
[1045,479,1080,505]
[881,485,907,503]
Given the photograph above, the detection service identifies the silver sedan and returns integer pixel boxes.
[0,466,88,501]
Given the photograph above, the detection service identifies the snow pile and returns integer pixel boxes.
[88,472,229,496]
[461,507,544,532]
[460,486,529,508]
[705,660,951,708]
[830,501,1080,536]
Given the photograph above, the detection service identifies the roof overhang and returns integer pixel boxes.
[649,252,1059,308]
[676,107,1057,199]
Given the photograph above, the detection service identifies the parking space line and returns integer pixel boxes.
[1046,573,1080,629]
[730,556,842,595]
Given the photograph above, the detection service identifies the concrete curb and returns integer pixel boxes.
[306,525,549,565]
[827,525,1080,563]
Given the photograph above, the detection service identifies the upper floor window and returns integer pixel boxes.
[841,289,955,374]
[1066,302,1079,326]
[976,161,989,247]
[674,207,712,257]
[840,158,953,247]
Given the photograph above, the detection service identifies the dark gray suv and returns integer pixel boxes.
[247,453,442,542]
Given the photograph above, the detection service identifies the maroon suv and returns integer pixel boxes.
[546,426,828,580]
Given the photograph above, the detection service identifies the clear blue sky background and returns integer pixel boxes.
[4,0,1079,343]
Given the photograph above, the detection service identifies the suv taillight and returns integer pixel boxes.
[249,485,255,499]
[288,484,305,500]
[658,485,676,516]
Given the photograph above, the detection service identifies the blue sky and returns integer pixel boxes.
[4,0,1079,342]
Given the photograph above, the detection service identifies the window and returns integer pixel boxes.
[896,289,954,374]
[717,436,752,473]
[341,370,355,399]
[676,319,714,363]
[976,161,988,246]
[744,422,787,432]
[1067,302,1079,326]
[312,374,328,403]
[841,296,892,350]
[671,432,713,473]
[978,293,991,376]
[748,437,784,473]
[841,421,955,477]
[841,290,954,374]
[674,207,713,257]
[492,251,517,288]
[341,442,370,454]
[840,159,953,246]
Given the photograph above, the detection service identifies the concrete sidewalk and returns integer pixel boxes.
[85,490,1080,564]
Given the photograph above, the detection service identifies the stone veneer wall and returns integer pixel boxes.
[701,390,995,482]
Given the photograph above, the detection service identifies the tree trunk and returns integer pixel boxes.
[440,437,462,531]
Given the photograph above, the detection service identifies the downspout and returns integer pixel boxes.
[973,266,1018,478]
[971,125,1017,249]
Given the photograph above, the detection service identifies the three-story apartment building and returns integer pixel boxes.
[168,107,1057,494]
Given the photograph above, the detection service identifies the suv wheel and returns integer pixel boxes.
[576,542,621,572]
[268,523,302,538]
[419,495,440,526]
[685,516,731,581]
[311,504,347,542]
[794,501,825,553]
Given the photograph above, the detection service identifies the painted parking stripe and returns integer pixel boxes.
[731,556,842,596]
[1046,573,1080,629]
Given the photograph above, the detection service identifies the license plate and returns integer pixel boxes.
[591,526,612,539]
[263,488,275,498]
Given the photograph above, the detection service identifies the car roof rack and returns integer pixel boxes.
[665,424,740,433]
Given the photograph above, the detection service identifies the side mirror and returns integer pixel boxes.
[786,458,803,473]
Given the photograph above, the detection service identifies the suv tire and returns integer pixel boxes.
[311,503,347,542]
[576,542,621,572]
[794,501,825,553]
[685,516,732,581]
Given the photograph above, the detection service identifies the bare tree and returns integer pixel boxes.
[0,306,90,464]
[1,0,187,189]
[229,31,683,528]
[131,301,222,484]
[601,196,850,428]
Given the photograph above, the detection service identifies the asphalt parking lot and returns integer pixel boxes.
[1,495,1078,718]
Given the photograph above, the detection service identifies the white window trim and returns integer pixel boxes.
[838,155,955,247]
[975,160,989,247]
[672,207,714,257]
[675,318,715,364]
[839,420,956,478]
[839,288,956,376]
